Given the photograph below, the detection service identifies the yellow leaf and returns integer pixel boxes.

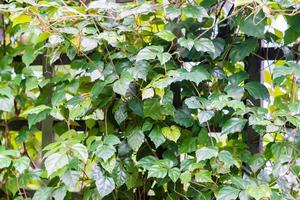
[263,70,272,84]
[155,88,164,98]
[37,32,50,43]
[12,14,32,27]
[162,125,181,142]
[70,36,80,50]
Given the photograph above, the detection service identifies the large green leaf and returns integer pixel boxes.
[222,118,247,135]
[195,170,213,183]
[127,129,145,151]
[136,46,163,61]
[196,147,218,162]
[72,144,88,162]
[32,187,53,200]
[218,150,234,167]
[194,38,215,53]
[44,152,69,176]
[113,72,133,96]
[13,156,30,173]
[0,155,11,169]
[164,5,181,20]
[96,145,115,161]
[244,81,269,100]
[245,184,271,200]
[149,126,166,148]
[198,110,214,124]
[216,186,240,200]
[52,186,67,200]
[178,37,194,50]
[240,12,266,38]
[156,30,176,41]
[174,109,193,128]
[168,167,181,182]
[144,99,164,120]
[229,38,258,62]
[157,52,172,65]
[92,166,115,197]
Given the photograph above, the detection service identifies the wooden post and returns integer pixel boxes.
[41,53,54,151]
[245,41,262,154]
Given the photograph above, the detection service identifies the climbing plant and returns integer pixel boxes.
[0,0,300,199]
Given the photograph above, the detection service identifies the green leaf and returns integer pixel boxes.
[179,67,211,85]
[138,156,158,170]
[22,48,38,66]
[244,81,269,100]
[209,38,225,59]
[0,96,14,112]
[72,144,88,162]
[81,37,98,52]
[28,109,51,128]
[179,137,198,153]
[284,27,300,44]
[174,109,193,128]
[180,171,192,185]
[127,129,144,151]
[113,72,133,96]
[22,105,52,115]
[240,12,266,38]
[5,178,18,195]
[218,150,234,167]
[104,135,121,146]
[183,5,208,21]
[112,162,127,187]
[225,85,244,100]
[96,145,115,161]
[222,118,247,135]
[0,155,11,169]
[198,110,214,124]
[194,38,215,53]
[147,164,167,179]
[92,165,115,197]
[91,81,106,99]
[229,38,258,62]
[168,167,181,182]
[178,37,194,51]
[128,98,144,117]
[13,156,30,173]
[156,30,176,42]
[136,46,163,62]
[195,170,213,183]
[216,186,240,200]
[61,170,80,191]
[113,100,127,124]
[184,96,202,109]
[245,184,271,200]
[149,126,166,148]
[162,125,181,142]
[196,147,218,162]
[165,5,181,20]
[101,155,116,173]
[44,152,69,176]
[142,88,154,100]
[52,186,67,200]
[157,52,172,65]
[128,61,150,81]
[144,99,164,120]
[32,187,52,200]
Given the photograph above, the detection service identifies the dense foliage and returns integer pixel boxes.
[1,0,300,199]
